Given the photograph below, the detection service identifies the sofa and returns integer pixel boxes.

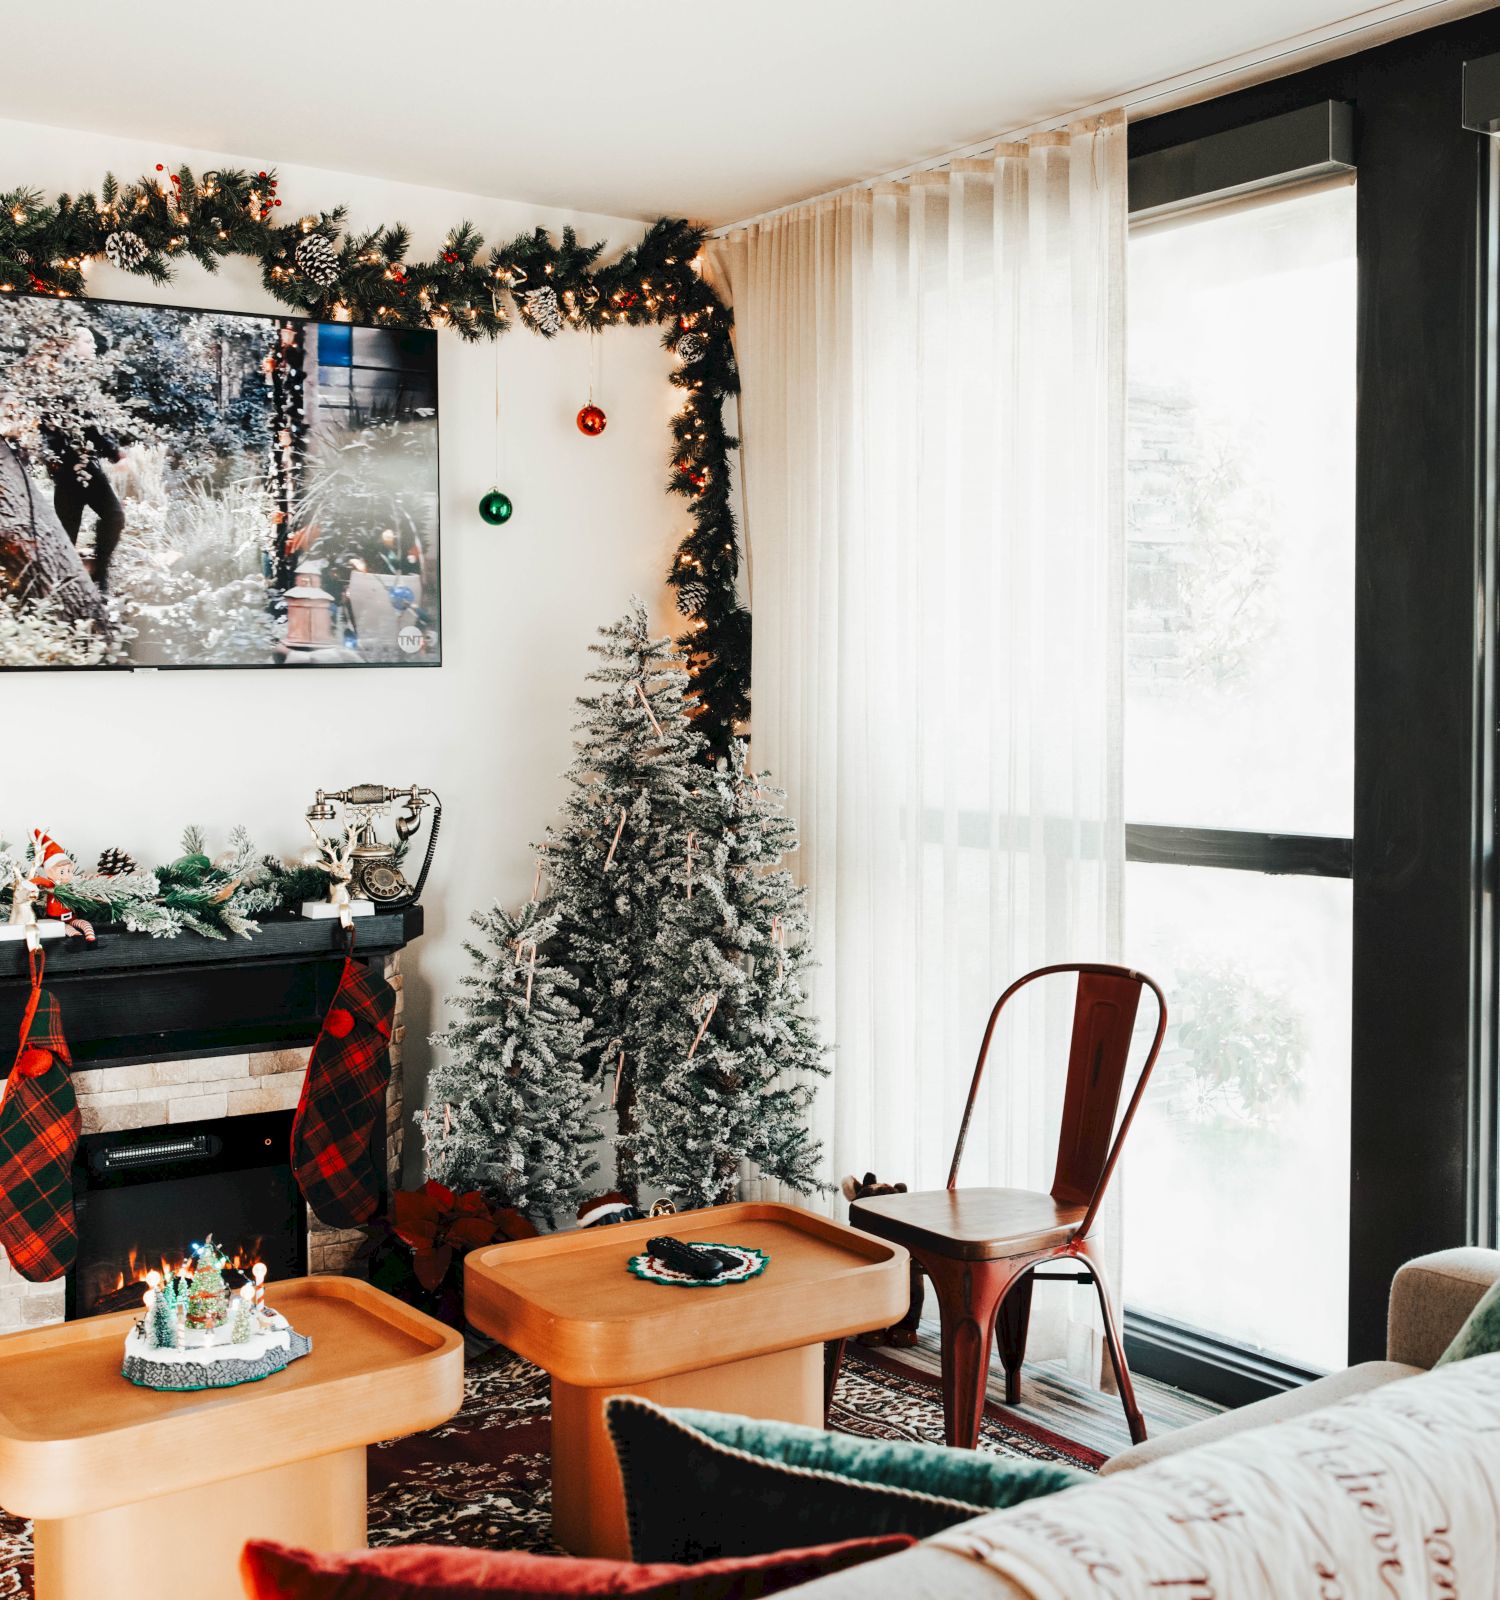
[781,1247,1500,1597]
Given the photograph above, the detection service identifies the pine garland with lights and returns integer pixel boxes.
[0,168,748,754]
[0,823,332,940]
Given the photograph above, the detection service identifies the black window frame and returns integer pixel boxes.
[1122,10,1500,1403]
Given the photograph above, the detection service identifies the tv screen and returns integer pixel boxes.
[0,293,440,668]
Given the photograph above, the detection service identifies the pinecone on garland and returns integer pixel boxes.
[294,232,340,289]
[96,846,137,877]
[104,230,148,271]
[675,580,710,617]
[677,333,704,363]
[523,286,563,335]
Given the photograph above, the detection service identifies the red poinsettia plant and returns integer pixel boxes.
[390,1181,538,1291]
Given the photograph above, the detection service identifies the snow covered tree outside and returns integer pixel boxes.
[544,600,720,1197]
[427,899,600,1224]
[626,745,827,1207]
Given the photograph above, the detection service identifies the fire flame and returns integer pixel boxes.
[113,1238,267,1296]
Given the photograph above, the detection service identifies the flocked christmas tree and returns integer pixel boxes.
[427,602,827,1215]
[149,1281,178,1349]
[624,744,827,1206]
[426,899,601,1224]
[543,600,720,1198]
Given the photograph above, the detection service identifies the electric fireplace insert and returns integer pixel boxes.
[70,1108,307,1320]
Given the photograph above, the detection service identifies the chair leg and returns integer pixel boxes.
[994,1270,1034,1408]
[823,1338,846,1422]
[1075,1241,1147,1446]
[925,1255,1029,1450]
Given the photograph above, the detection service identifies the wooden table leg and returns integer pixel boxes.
[550,1343,823,1560]
[33,1445,367,1600]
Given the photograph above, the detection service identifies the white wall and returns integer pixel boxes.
[0,117,685,1173]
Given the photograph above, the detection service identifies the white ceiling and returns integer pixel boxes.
[0,1,1481,225]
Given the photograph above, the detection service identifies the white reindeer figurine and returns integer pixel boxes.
[4,854,41,947]
[307,819,360,929]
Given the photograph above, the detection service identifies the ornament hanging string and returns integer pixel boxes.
[687,994,718,1060]
[492,295,503,487]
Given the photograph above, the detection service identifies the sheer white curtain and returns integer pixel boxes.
[710,114,1127,1363]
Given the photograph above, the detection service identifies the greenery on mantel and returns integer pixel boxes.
[0,164,748,750]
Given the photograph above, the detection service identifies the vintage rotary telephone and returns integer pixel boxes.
[304,784,442,910]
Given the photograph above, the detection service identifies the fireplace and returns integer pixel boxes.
[69,1110,308,1321]
[0,912,416,1334]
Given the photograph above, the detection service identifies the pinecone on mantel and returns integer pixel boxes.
[96,846,137,877]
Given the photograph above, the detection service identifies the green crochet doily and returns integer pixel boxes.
[627,1241,769,1287]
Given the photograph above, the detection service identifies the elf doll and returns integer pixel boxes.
[27,831,94,943]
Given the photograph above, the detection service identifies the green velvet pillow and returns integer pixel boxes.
[1437,1278,1500,1364]
[605,1397,1085,1565]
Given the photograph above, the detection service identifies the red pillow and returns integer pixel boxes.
[240,1535,914,1599]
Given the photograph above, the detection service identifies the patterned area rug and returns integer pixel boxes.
[0,1343,1100,1593]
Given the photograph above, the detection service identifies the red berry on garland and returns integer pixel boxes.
[576,403,607,437]
[170,174,180,186]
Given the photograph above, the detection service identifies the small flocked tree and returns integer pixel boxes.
[426,603,828,1214]
[544,600,718,1198]
[150,1286,177,1349]
[426,899,600,1224]
[626,745,827,1207]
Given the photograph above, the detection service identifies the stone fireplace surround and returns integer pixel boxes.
[0,937,410,1334]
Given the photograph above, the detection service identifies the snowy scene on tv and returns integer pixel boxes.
[0,294,439,667]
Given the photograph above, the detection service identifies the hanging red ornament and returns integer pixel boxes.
[576,403,607,437]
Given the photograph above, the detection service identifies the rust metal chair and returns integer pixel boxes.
[841,963,1167,1450]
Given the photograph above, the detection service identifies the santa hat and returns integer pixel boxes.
[577,1191,638,1228]
[29,830,70,875]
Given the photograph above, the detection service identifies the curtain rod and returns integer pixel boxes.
[709,0,1497,235]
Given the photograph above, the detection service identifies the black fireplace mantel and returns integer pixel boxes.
[0,907,423,1068]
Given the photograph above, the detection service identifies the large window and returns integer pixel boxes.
[1123,179,1357,1373]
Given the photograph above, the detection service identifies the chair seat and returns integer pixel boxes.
[849,1187,1087,1262]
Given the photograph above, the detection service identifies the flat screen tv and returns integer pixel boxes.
[0,293,440,669]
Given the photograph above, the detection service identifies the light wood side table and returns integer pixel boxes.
[0,1275,463,1600]
[465,1200,910,1559]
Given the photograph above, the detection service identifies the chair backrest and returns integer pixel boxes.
[945,963,1167,1241]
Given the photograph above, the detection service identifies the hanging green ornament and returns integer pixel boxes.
[478,489,514,526]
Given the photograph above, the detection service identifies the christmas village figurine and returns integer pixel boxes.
[123,1236,312,1391]
[0,830,93,946]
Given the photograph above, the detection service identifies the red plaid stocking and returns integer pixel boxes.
[0,951,81,1282]
[291,956,395,1228]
